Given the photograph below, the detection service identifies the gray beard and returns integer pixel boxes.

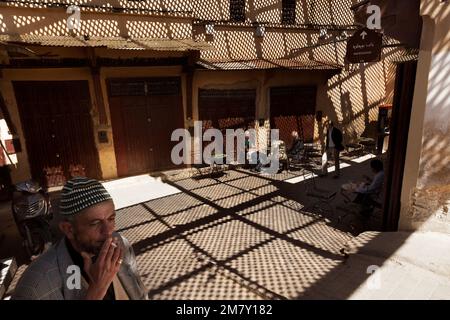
[73,233,103,256]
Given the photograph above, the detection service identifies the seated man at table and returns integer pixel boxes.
[353,159,385,211]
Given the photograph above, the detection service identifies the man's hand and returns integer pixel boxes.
[81,237,123,300]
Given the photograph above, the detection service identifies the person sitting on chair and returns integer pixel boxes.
[353,159,385,212]
[287,131,304,157]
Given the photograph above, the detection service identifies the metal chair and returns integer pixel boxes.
[301,169,338,220]
[336,191,382,235]
[286,143,308,172]
[358,137,377,154]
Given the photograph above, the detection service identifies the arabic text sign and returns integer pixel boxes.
[346,28,382,64]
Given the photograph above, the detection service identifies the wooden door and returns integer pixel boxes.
[108,78,184,176]
[270,86,317,145]
[198,89,256,131]
[198,89,256,160]
[13,81,101,187]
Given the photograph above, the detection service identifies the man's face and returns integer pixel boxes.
[62,200,116,255]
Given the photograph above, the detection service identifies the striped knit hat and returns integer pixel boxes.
[60,177,112,216]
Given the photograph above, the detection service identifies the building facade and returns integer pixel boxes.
[0,0,401,187]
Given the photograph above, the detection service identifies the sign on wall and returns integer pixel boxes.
[345,27,383,64]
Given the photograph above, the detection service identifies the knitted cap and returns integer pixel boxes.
[60,177,112,216]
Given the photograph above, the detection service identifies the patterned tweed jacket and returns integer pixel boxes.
[11,233,148,300]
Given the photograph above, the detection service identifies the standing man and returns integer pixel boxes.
[322,121,344,178]
[12,177,148,300]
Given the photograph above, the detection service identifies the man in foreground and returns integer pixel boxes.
[12,177,148,300]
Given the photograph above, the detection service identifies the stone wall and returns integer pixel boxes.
[399,0,450,233]
[407,185,450,234]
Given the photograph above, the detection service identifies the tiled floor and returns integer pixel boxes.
[2,152,393,299]
[109,158,380,299]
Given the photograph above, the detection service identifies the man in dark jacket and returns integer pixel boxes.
[322,121,344,178]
